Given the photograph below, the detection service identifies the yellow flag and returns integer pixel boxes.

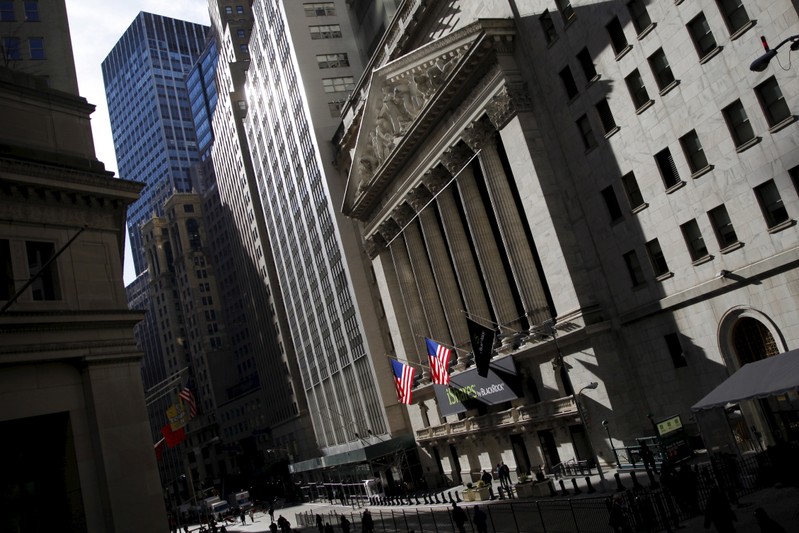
[167,403,187,430]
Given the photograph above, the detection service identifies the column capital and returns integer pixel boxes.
[391,202,416,227]
[377,218,402,241]
[421,166,450,194]
[462,119,497,152]
[364,233,387,259]
[407,185,434,212]
[440,143,475,176]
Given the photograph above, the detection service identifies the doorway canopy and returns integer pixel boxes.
[692,348,799,411]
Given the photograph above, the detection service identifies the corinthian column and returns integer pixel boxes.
[462,119,549,326]
[422,166,492,335]
[441,143,521,333]
[392,203,450,349]
[408,184,468,367]
[378,219,429,382]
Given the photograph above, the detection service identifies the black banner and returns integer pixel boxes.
[467,318,495,377]
[434,355,521,416]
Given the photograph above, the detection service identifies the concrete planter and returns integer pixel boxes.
[515,480,552,499]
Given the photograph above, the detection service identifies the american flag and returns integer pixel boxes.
[391,359,415,404]
[425,338,451,385]
[179,386,197,418]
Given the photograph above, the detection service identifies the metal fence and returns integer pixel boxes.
[295,446,793,533]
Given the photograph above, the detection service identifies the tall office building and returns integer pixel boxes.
[339,0,799,486]
[102,13,210,275]
[204,0,421,488]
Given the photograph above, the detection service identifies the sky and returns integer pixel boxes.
[64,0,211,284]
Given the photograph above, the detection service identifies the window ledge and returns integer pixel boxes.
[665,180,687,194]
[604,125,621,139]
[699,46,723,64]
[768,115,797,134]
[735,136,762,153]
[729,20,756,41]
[614,44,633,61]
[767,219,796,234]
[585,74,602,87]
[631,202,649,215]
[675,0,684,4]
[691,255,714,266]
[635,99,655,115]
[655,272,674,282]
[659,79,680,96]
[563,16,577,30]
[720,241,744,254]
[637,23,656,40]
[690,165,714,179]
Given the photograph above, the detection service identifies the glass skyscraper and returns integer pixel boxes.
[102,12,210,274]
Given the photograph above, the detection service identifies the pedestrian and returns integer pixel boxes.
[324,523,335,533]
[277,515,291,533]
[481,469,495,499]
[316,514,324,533]
[269,505,275,523]
[451,502,468,533]
[472,505,488,533]
[500,462,511,489]
[703,487,737,533]
[269,521,279,533]
[340,514,351,533]
[361,509,374,533]
[639,441,657,473]
[754,507,787,533]
[249,508,255,523]
[240,508,246,525]
[608,494,633,533]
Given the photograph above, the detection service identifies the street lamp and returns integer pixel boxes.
[575,381,606,489]
[750,34,799,72]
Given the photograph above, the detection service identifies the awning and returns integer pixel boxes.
[691,348,799,411]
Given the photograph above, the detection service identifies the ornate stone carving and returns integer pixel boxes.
[364,233,387,259]
[440,143,474,176]
[421,166,450,194]
[391,202,416,227]
[407,185,433,212]
[377,218,402,241]
[486,86,515,130]
[462,119,497,152]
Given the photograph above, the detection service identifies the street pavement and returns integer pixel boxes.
[184,475,799,533]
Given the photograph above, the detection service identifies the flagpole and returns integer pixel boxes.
[385,353,429,372]
[414,334,469,354]
[460,310,529,334]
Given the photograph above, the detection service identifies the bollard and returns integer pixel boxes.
[630,471,642,489]
[497,486,505,500]
[415,494,421,505]
[646,467,659,487]
[614,472,626,492]
[585,476,595,494]
[548,481,557,497]
[455,491,461,503]
[558,479,570,496]
[571,478,582,495]
[434,492,441,504]
[448,491,455,504]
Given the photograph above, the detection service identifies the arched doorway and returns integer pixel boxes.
[719,310,799,447]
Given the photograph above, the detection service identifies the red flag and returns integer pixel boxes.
[161,424,186,448]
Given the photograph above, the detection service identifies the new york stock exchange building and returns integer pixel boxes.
[336,1,799,489]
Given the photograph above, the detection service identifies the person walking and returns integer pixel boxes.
[324,523,335,533]
[703,487,737,533]
[639,441,657,473]
[481,469,495,500]
[472,505,488,533]
[269,505,275,523]
[451,502,468,533]
[361,509,374,533]
[316,514,324,533]
[340,514,351,533]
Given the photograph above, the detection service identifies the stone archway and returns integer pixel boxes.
[717,307,790,448]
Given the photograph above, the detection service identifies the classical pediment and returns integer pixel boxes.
[342,19,516,221]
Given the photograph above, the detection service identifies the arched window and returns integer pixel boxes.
[731,317,779,366]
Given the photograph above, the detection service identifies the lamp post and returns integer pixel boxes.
[575,381,606,490]
[602,420,621,466]
[750,34,799,72]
